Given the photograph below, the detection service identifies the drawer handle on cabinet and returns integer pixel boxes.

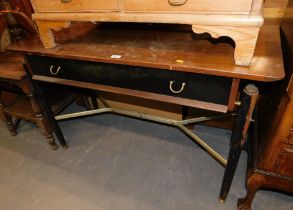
[49,66,61,75]
[60,0,72,3]
[168,0,188,6]
[169,81,186,94]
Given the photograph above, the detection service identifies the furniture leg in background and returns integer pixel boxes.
[237,5,293,208]
[0,52,92,150]
[219,84,259,202]
[0,90,17,136]
[18,77,59,150]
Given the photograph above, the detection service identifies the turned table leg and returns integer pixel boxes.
[0,90,17,136]
[219,84,259,202]
[192,25,260,66]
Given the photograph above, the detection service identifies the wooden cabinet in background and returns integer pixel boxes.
[237,2,293,209]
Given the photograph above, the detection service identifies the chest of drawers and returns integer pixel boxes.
[30,0,264,66]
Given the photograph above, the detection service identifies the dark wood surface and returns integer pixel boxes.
[0,51,26,80]
[0,51,80,149]
[7,20,285,82]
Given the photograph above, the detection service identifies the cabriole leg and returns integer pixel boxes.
[237,173,264,210]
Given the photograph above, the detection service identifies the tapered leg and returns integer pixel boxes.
[31,80,68,149]
[219,84,259,202]
[0,91,17,136]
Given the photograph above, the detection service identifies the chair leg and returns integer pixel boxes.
[219,84,259,202]
[29,91,59,150]
[20,78,60,150]
[0,111,17,136]
[0,91,17,136]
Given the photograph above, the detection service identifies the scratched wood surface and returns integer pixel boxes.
[7,19,284,82]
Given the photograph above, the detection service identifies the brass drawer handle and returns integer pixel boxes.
[169,81,186,94]
[168,0,188,6]
[49,65,61,75]
[60,0,72,3]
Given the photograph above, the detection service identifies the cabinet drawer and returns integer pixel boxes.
[123,0,253,14]
[31,0,118,12]
[27,55,233,107]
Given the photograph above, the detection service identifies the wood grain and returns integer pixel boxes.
[28,0,264,65]
[35,20,71,48]
[31,0,118,12]
[7,20,284,82]
[123,0,253,14]
[192,25,260,66]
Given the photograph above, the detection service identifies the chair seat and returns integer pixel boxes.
[0,51,27,80]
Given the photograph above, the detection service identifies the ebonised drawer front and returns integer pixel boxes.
[27,55,232,105]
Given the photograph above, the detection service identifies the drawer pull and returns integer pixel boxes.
[60,0,72,3]
[168,0,188,6]
[49,66,61,75]
[169,81,186,94]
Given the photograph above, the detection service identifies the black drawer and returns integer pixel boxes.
[27,55,233,106]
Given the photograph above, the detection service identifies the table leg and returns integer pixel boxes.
[33,81,68,149]
[88,91,98,110]
[219,84,259,202]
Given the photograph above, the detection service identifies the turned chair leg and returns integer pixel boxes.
[219,84,259,202]
[20,78,59,150]
[0,91,17,136]
[27,90,59,150]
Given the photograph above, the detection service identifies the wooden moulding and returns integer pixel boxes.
[192,25,260,66]
[32,11,264,66]
[34,20,71,48]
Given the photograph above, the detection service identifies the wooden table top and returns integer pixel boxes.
[7,19,284,82]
